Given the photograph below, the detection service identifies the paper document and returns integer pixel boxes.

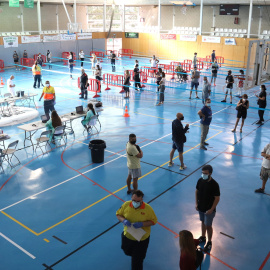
[126,225,146,242]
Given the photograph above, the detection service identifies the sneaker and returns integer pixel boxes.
[197,236,206,243]
[256,121,262,125]
[200,146,207,150]
[221,100,226,102]
[204,142,209,146]
[189,97,191,99]
[168,161,174,167]
[127,189,134,195]
[204,241,212,253]
[255,188,265,193]
[196,96,200,99]
[179,164,187,171]
[230,102,232,104]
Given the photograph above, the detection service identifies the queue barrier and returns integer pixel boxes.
[158,64,175,79]
[184,59,192,66]
[140,66,158,77]
[106,50,118,57]
[170,61,181,68]
[196,60,204,71]
[102,73,125,93]
[90,51,104,63]
[205,56,212,69]
[0,60,4,72]
[127,70,147,87]
[119,49,133,58]
[182,62,191,72]
[62,52,76,65]
[33,54,46,66]
[77,77,101,98]
[216,56,224,67]
[20,58,35,70]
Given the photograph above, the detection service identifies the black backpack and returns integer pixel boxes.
[195,248,204,269]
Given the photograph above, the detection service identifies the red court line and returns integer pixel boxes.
[204,251,237,270]
[259,251,270,270]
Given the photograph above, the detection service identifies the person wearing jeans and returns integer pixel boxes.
[198,98,212,150]
[80,69,88,100]
[157,72,165,106]
[39,81,56,119]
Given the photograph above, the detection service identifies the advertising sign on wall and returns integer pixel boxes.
[77,33,92,40]
[225,38,236,45]
[3,36,18,48]
[21,35,41,43]
[9,0,19,7]
[43,35,60,42]
[180,35,197,42]
[202,36,221,43]
[160,34,176,40]
[24,0,34,8]
[60,34,76,41]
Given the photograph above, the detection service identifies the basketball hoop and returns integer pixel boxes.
[182,4,187,15]
[67,23,82,34]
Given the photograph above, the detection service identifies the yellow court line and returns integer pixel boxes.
[135,112,173,121]
[2,130,223,236]
[44,238,50,242]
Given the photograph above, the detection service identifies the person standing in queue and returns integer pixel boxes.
[124,70,131,99]
[221,70,234,104]
[80,69,88,100]
[32,61,42,89]
[110,51,116,72]
[189,67,200,99]
[126,134,143,194]
[13,51,19,71]
[39,80,56,120]
[47,50,52,70]
[95,64,102,92]
[79,50,85,67]
[195,164,220,253]
[168,113,189,170]
[211,60,219,86]
[134,64,142,91]
[68,52,74,79]
[255,85,267,125]
[23,50,28,59]
[156,72,166,106]
[116,190,157,270]
[156,67,162,92]
[232,94,249,133]
[211,50,216,63]
[193,52,197,68]
[201,77,211,104]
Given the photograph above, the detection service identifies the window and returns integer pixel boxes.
[87,6,104,31]
[125,7,139,31]
[106,6,122,32]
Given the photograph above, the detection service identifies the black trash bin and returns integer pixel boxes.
[89,139,106,163]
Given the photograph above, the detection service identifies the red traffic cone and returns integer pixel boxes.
[123,106,130,117]
[0,77,4,86]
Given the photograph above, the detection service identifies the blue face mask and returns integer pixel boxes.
[201,173,209,180]
[132,201,141,209]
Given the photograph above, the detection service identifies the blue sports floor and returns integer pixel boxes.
[0,55,269,270]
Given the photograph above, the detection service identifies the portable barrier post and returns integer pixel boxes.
[103,74,111,90]
[90,51,105,62]
[118,49,133,58]
[216,56,224,67]
[197,61,204,71]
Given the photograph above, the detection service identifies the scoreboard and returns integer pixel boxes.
[220,4,239,15]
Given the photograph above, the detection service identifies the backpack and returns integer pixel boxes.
[195,248,204,269]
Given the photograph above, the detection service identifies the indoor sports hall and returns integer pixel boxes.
[0,1,270,270]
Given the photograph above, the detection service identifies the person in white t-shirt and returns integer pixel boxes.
[7,75,16,97]
[149,55,159,77]
[79,50,85,67]
[255,143,270,193]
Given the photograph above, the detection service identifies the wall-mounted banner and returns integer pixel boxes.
[202,36,221,43]
[225,38,236,45]
[125,32,139,38]
[9,0,19,7]
[43,35,60,42]
[77,33,92,40]
[3,36,18,48]
[21,35,41,43]
[160,34,176,40]
[60,34,76,41]
[24,0,34,8]
[180,34,197,42]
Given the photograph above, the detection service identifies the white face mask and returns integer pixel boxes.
[242,99,246,102]
[206,103,211,107]
[46,84,50,87]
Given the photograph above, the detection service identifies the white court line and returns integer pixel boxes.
[1,105,229,212]
[0,232,36,259]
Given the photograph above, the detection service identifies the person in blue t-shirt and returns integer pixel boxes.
[198,99,212,150]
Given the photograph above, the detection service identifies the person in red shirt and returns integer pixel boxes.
[179,230,200,270]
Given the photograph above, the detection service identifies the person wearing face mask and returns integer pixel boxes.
[210,60,219,86]
[255,84,267,125]
[195,164,220,253]
[47,50,52,70]
[189,67,200,99]
[39,80,56,119]
[232,94,249,133]
[221,70,234,104]
[23,50,28,59]
[79,50,85,67]
[193,52,197,68]
[149,55,159,77]
[198,99,212,150]
[126,134,143,194]
[168,113,189,170]
[201,76,211,104]
[80,69,88,100]
[116,190,157,270]
[32,61,42,88]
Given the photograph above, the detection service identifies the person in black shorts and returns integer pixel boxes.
[13,51,19,71]
[232,94,249,133]
[255,84,267,125]
[134,64,142,91]
[110,51,116,72]
[196,164,220,253]
[221,70,234,104]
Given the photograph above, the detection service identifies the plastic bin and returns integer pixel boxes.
[89,139,106,163]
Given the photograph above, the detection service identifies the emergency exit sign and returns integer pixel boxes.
[125,32,139,38]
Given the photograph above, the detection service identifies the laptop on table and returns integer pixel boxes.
[76,106,86,115]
